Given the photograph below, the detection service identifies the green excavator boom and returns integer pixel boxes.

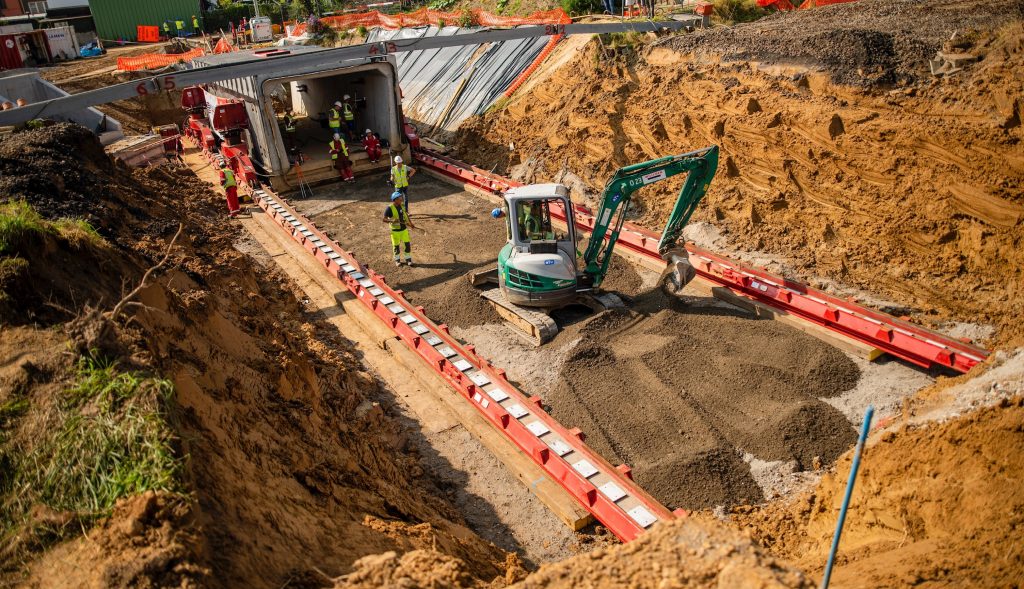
[580,145,719,288]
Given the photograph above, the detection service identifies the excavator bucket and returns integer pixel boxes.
[658,248,697,295]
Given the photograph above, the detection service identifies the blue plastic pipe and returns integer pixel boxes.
[820,405,874,589]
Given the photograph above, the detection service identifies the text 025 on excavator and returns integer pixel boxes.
[470,145,720,344]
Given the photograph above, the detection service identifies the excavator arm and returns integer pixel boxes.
[580,145,719,289]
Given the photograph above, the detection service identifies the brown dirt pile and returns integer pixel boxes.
[0,124,510,587]
[670,0,1016,87]
[513,517,814,588]
[455,5,1024,347]
[331,517,814,589]
[729,395,1024,587]
[546,292,860,511]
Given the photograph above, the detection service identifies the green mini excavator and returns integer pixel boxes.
[471,145,719,344]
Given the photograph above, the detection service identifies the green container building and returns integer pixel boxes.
[89,0,203,42]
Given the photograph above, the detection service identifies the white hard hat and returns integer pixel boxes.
[344,94,351,100]
[333,133,341,140]
[334,101,342,107]
[394,156,402,164]
[365,128,372,134]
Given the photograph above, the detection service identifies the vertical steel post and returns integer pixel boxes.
[821,405,875,589]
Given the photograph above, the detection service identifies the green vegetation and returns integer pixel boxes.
[428,0,459,10]
[560,0,602,17]
[496,0,509,14]
[0,201,103,255]
[457,9,479,27]
[356,24,368,37]
[0,352,185,556]
[0,201,47,256]
[711,0,766,24]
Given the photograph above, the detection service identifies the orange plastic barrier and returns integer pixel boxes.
[117,47,206,71]
[213,37,235,53]
[317,7,570,31]
[137,25,161,43]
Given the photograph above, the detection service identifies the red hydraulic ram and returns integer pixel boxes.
[413,148,989,374]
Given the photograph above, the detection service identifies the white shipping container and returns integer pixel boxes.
[0,24,34,35]
[45,26,80,61]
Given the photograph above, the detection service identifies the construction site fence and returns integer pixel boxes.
[301,7,570,35]
[117,47,207,72]
[757,0,857,10]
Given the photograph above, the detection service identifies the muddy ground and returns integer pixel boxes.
[290,173,902,513]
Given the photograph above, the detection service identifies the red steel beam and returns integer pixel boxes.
[413,148,989,374]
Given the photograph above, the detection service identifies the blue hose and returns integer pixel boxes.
[820,405,874,589]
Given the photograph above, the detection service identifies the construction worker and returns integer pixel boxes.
[328,101,343,135]
[383,191,415,266]
[162,20,171,38]
[390,155,415,212]
[175,19,185,38]
[362,128,381,163]
[282,110,297,152]
[341,94,356,139]
[329,133,355,182]
[192,15,201,34]
[219,161,240,217]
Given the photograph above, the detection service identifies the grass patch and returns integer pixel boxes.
[0,201,49,256]
[0,200,103,255]
[711,0,766,24]
[54,218,103,249]
[0,352,185,558]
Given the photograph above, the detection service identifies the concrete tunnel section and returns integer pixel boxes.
[192,47,410,192]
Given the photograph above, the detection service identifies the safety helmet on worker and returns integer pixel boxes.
[219,160,227,168]
[365,128,372,134]
[491,208,504,219]
[390,191,403,201]
[344,94,351,100]
[394,156,403,164]
[333,133,341,140]
[334,101,342,107]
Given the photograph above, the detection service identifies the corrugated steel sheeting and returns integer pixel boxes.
[367,26,547,133]
[90,0,201,42]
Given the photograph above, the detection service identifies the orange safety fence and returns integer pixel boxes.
[117,47,206,71]
[137,25,161,43]
[503,34,561,97]
[314,7,570,31]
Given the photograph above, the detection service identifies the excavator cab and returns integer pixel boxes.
[497,185,579,307]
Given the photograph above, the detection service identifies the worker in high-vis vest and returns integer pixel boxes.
[341,94,356,139]
[282,110,297,153]
[192,15,201,33]
[175,20,185,37]
[329,133,354,182]
[163,21,171,37]
[383,191,415,266]
[328,101,342,134]
[219,161,240,217]
[389,155,415,212]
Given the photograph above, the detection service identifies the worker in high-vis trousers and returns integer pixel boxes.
[328,101,343,135]
[383,191,415,266]
[390,155,415,211]
[219,161,240,217]
[341,94,356,139]
[329,133,354,182]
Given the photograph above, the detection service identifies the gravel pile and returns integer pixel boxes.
[665,0,1021,85]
